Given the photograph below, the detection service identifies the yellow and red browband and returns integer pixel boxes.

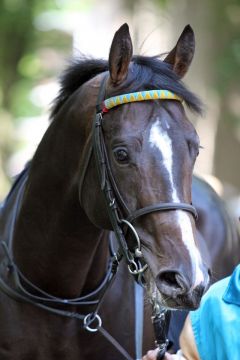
[101,90,182,113]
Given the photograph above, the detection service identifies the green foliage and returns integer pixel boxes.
[153,0,169,8]
[0,0,73,116]
[0,0,76,197]
[213,3,240,95]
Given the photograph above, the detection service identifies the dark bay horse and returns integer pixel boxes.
[0,23,238,359]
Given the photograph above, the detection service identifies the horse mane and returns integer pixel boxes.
[51,55,202,119]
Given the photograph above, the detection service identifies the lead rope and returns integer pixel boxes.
[152,303,171,360]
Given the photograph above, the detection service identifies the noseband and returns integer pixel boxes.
[80,75,198,284]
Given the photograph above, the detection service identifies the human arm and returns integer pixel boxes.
[179,315,200,360]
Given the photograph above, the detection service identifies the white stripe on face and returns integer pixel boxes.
[149,119,204,288]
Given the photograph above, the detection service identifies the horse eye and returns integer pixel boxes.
[113,148,129,163]
[187,141,199,157]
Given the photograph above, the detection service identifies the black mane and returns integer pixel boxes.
[51,55,202,118]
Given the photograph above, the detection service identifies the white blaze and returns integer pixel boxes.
[149,119,204,287]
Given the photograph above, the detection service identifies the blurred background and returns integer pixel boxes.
[0,0,240,219]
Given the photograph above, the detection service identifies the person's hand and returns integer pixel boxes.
[142,348,158,360]
[142,349,176,360]
[142,349,186,360]
[164,353,179,359]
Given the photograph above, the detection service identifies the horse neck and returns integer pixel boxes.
[12,97,109,298]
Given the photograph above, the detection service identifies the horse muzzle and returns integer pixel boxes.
[153,266,210,310]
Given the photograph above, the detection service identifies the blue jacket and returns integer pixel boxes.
[191,265,240,360]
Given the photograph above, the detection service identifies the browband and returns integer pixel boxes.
[101,89,182,112]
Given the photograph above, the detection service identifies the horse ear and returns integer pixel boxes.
[109,23,133,85]
[164,25,195,78]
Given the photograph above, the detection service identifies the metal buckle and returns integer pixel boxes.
[120,219,142,258]
[128,260,148,275]
[95,112,103,127]
[128,259,148,288]
[119,219,148,284]
[83,313,102,333]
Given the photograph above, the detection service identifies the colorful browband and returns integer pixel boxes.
[102,90,182,112]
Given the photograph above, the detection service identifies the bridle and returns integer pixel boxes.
[79,74,198,359]
[0,73,198,360]
[80,74,198,285]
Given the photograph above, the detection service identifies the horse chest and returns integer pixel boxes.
[0,304,129,360]
[0,267,154,360]
[0,296,84,360]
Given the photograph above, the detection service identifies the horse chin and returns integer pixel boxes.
[160,289,203,310]
[145,271,204,311]
[145,271,169,309]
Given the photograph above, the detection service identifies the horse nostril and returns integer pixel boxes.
[157,270,188,296]
[160,271,178,286]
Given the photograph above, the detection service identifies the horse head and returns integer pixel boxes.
[79,24,210,310]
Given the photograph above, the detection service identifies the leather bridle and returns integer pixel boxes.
[79,75,199,359]
[79,74,198,285]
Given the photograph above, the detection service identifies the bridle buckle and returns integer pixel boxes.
[83,313,102,333]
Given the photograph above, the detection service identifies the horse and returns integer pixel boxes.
[0,23,238,360]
